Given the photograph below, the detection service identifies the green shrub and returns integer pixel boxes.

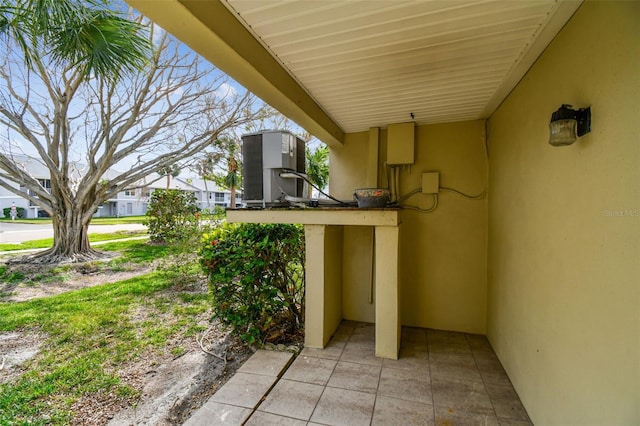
[3,206,25,219]
[200,222,305,345]
[145,189,200,243]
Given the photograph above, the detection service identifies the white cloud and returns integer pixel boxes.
[151,23,165,47]
[214,82,237,100]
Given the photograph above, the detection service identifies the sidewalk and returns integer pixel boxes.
[0,223,146,244]
[0,236,149,254]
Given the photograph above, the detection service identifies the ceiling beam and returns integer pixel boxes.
[127,0,344,147]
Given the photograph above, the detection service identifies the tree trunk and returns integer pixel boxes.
[230,187,236,209]
[19,208,104,264]
[203,178,211,209]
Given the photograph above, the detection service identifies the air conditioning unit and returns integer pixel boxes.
[242,130,305,207]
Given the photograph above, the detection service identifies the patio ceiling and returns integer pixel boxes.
[128,0,582,146]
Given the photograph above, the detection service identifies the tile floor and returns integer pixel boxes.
[184,321,532,425]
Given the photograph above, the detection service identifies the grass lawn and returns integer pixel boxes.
[0,239,211,425]
[1,213,224,226]
[90,216,148,225]
[0,230,148,252]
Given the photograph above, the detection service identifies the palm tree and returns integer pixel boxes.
[224,156,239,208]
[0,0,150,82]
[159,164,181,189]
[306,145,329,197]
[194,153,218,209]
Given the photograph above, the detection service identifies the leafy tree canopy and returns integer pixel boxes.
[0,0,151,81]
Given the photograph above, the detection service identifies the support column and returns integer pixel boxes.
[374,225,401,359]
[304,225,343,348]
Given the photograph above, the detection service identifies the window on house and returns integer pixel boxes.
[37,179,52,193]
[124,189,136,197]
[215,192,225,202]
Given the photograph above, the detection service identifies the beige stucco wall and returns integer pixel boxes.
[331,121,488,333]
[304,224,344,347]
[486,2,640,425]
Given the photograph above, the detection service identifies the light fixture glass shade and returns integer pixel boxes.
[549,118,577,146]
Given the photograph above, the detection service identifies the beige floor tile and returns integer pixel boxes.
[245,411,307,425]
[378,366,431,404]
[432,376,495,416]
[258,379,324,421]
[352,323,375,337]
[195,323,530,426]
[402,339,430,352]
[428,340,472,354]
[372,395,434,426]
[474,352,512,386]
[427,329,468,345]
[434,405,499,426]
[337,320,360,333]
[330,331,352,343]
[283,355,337,385]
[382,348,430,372]
[466,333,494,353]
[498,419,534,426]
[183,401,251,426]
[327,360,381,393]
[485,383,531,422]
[402,327,428,344]
[301,339,345,360]
[210,372,277,408]
[340,345,384,366]
[428,330,471,354]
[429,352,482,382]
[237,349,294,376]
[346,335,377,349]
[310,387,376,426]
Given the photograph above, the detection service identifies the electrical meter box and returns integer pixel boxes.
[387,122,415,165]
[242,130,305,207]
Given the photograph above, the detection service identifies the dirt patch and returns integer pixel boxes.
[0,253,302,425]
[0,257,153,302]
[0,256,253,425]
[0,331,43,385]
[68,323,253,426]
[104,331,252,426]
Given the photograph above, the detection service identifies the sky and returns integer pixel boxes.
[0,3,320,181]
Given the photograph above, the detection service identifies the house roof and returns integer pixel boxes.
[127,0,582,147]
[185,178,228,193]
[6,155,84,180]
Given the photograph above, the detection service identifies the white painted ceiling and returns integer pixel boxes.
[222,0,580,133]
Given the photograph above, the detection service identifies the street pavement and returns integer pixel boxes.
[0,222,146,244]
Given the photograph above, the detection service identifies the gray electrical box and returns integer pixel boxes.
[242,130,305,207]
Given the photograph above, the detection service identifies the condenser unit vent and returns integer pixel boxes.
[241,130,305,207]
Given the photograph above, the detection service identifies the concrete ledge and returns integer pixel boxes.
[227,208,400,227]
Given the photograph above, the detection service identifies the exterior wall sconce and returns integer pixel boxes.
[549,104,591,146]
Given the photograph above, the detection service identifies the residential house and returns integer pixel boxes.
[1,160,240,218]
[127,1,638,424]
[94,173,202,218]
[188,177,243,211]
[0,156,63,218]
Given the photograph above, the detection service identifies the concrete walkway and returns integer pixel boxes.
[0,223,146,244]
[184,350,296,426]
[184,321,532,425]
